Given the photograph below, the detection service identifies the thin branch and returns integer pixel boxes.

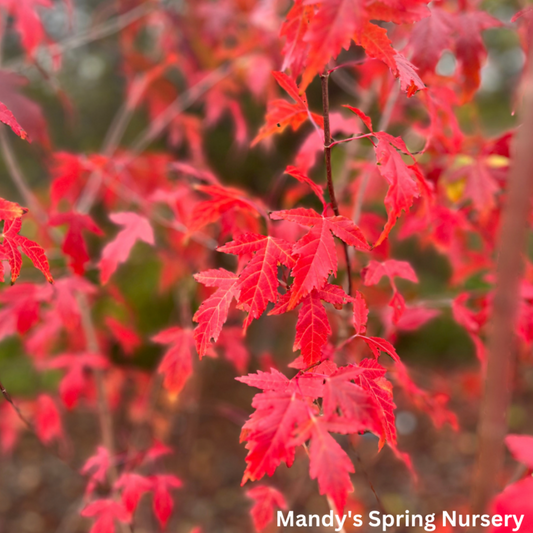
[321,70,353,296]
[327,59,367,75]
[327,133,374,148]
[6,3,155,74]
[0,377,34,430]
[471,43,533,517]
[77,63,231,216]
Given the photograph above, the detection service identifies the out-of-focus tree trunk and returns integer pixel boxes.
[472,42,533,518]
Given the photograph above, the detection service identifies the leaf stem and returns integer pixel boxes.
[321,71,352,296]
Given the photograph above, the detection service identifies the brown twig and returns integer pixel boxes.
[0,377,34,430]
[471,43,533,517]
[321,70,353,296]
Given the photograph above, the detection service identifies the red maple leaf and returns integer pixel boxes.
[34,394,63,445]
[352,291,369,335]
[1,217,53,284]
[105,317,141,356]
[0,198,28,220]
[99,212,154,284]
[280,0,314,79]
[193,268,240,357]
[114,473,153,514]
[246,485,288,532]
[240,387,309,484]
[363,259,418,322]
[151,474,182,529]
[354,359,397,447]
[270,283,351,366]
[49,352,109,408]
[152,327,196,395]
[271,208,370,308]
[49,212,103,275]
[252,71,323,145]
[0,101,29,140]
[80,499,130,533]
[187,184,262,235]
[81,446,111,495]
[218,233,294,329]
[373,132,425,246]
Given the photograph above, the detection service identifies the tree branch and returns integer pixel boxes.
[471,43,533,517]
[321,71,353,296]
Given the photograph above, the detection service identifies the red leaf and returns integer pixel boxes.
[372,133,427,246]
[277,283,352,366]
[343,105,373,132]
[293,289,331,365]
[0,198,28,220]
[409,8,454,75]
[246,485,288,532]
[218,233,294,328]
[360,335,400,362]
[505,434,533,469]
[217,327,250,373]
[81,446,111,495]
[355,359,397,447]
[296,417,355,513]
[49,212,103,275]
[81,499,130,533]
[300,0,365,90]
[193,269,240,357]
[0,101,28,140]
[241,388,309,484]
[352,291,369,335]
[271,208,369,308]
[151,474,182,529]
[152,327,195,396]
[363,259,418,286]
[280,0,314,79]
[188,184,261,234]
[365,0,429,24]
[284,165,326,206]
[1,217,53,284]
[105,317,141,356]
[115,473,153,514]
[99,212,154,284]
[454,11,502,101]
[0,71,49,145]
[354,21,397,73]
[394,53,426,97]
[252,72,323,145]
[363,259,417,322]
[236,368,290,391]
[34,394,63,445]
[49,352,108,408]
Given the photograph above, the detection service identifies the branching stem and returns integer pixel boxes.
[321,71,353,295]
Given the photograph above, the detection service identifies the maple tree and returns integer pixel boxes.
[0,1,532,532]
